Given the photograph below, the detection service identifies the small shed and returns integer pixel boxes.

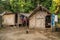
[1,11,22,26]
[29,5,51,29]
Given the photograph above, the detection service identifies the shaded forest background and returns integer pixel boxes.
[0,0,60,15]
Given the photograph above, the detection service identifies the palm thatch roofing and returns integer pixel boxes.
[29,5,51,18]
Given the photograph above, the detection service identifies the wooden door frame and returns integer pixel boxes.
[45,15,51,28]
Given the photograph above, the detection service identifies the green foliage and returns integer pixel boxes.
[0,0,52,13]
[40,0,52,9]
[9,0,36,13]
[50,1,57,13]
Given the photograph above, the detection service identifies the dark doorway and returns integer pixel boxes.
[45,15,51,28]
[15,13,18,25]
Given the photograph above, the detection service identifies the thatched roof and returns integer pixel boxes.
[29,5,51,18]
[20,13,31,17]
[0,11,13,16]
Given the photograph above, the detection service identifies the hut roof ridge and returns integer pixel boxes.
[29,5,51,18]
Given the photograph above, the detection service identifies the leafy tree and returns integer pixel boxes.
[50,0,60,14]
[0,0,52,13]
[9,0,37,13]
[50,1,57,13]
[39,0,52,9]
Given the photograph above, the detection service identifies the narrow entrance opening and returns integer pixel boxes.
[45,15,51,28]
[15,13,18,25]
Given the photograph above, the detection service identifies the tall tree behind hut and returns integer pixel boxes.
[0,0,52,13]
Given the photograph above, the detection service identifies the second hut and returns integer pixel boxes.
[29,5,51,29]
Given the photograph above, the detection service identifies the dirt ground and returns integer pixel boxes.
[0,27,60,40]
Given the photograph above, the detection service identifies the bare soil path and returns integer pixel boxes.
[0,27,60,40]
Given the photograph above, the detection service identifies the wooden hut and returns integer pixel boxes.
[29,5,51,29]
[1,11,22,26]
